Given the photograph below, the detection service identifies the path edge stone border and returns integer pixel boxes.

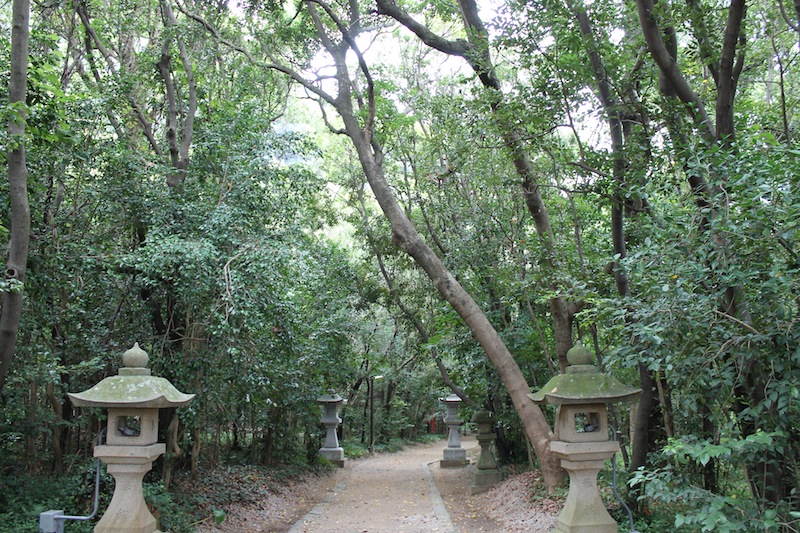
[287,479,348,532]
[423,460,457,533]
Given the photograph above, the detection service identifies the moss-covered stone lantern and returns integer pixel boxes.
[528,341,640,533]
[470,408,501,494]
[68,343,194,533]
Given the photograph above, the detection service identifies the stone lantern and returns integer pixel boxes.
[68,343,194,533]
[470,408,501,494]
[317,390,346,467]
[439,393,469,467]
[528,341,640,533]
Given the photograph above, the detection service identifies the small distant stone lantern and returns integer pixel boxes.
[439,393,469,467]
[317,390,346,467]
[68,343,195,533]
[470,408,501,494]
[528,341,640,533]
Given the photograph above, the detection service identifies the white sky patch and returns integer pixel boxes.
[539,35,556,50]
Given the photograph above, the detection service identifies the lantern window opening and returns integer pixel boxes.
[574,411,600,433]
[116,415,142,437]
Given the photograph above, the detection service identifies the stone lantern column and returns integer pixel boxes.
[440,393,469,468]
[68,343,195,533]
[317,390,346,467]
[549,440,621,532]
[470,408,502,494]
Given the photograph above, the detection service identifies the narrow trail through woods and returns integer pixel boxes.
[199,435,559,532]
[285,435,559,533]
[287,437,478,533]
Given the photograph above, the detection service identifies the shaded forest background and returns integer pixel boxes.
[1,0,799,530]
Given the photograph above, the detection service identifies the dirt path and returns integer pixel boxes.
[199,435,558,533]
[288,436,485,533]
[286,435,557,533]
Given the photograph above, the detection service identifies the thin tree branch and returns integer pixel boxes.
[76,0,162,154]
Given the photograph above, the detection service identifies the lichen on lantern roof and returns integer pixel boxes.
[471,408,493,424]
[68,375,195,409]
[317,391,344,403]
[528,369,640,405]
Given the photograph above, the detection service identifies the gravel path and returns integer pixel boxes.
[287,438,470,533]
[199,435,559,533]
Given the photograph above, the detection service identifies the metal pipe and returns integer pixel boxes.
[610,425,638,533]
[39,429,105,533]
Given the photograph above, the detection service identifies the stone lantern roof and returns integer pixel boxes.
[527,341,640,405]
[68,343,195,409]
[317,390,344,404]
[471,408,493,425]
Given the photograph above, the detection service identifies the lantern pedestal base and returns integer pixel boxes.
[471,428,501,493]
[550,440,619,533]
[470,469,502,494]
[94,443,166,533]
[319,447,345,468]
[440,447,469,468]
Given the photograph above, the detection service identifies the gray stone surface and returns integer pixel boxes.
[441,446,469,468]
[550,441,619,533]
[440,394,468,468]
[318,390,346,468]
[470,409,502,494]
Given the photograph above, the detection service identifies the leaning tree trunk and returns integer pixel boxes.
[335,101,563,489]
[377,0,576,370]
[0,0,31,397]
[308,0,567,489]
[186,0,566,491]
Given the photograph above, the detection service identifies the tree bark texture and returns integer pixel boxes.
[0,0,32,396]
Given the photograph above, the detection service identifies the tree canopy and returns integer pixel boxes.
[1,0,799,529]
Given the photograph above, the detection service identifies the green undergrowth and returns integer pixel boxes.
[343,433,444,459]
[0,435,446,532]
[0,458,334,532]
[169,460,336,531]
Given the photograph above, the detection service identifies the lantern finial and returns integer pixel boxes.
[566,340,593,366]
[120,343,151,376]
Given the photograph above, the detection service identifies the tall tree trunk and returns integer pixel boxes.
[0,0,31,396]
[26,381,39,473]
[569,2,664,477]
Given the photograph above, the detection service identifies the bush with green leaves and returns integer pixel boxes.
[630,430,800,531]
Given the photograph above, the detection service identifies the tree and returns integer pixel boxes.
[0,0,31,397]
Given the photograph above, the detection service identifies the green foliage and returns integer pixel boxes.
[144,481,202,533]
[0,460,100,533]
[3,0,800,525]
[630,462,798,532]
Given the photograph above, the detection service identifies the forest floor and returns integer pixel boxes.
[191,434,561,533]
